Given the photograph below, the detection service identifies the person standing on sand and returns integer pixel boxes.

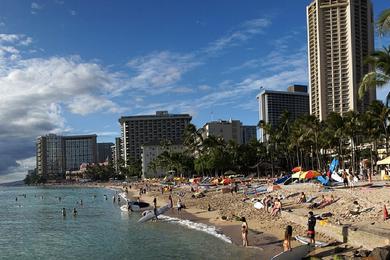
[241,217,249,247]
[342,170,348,188]
[307,211,316,245]
[168,195,173,208]
[283,225,292,251]
[153,197,158,219]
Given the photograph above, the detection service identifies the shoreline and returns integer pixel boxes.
[123,186,285,259]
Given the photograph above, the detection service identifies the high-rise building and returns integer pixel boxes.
[257,86,310,142]
[141,143,184,178]
[119,111,191,164]
[202,120,257,144]
[111,137,121,173]
[97,142,114,163]
[307,0,375,120]
[36,134,97,179]
[241,125,257,144]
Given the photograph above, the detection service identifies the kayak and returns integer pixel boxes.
[138,204,170,223]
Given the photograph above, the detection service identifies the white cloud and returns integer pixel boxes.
[70,10,77,16]
[198,84,211,91]
[126,51,200,92]
[0,34,125,175]
[68,95,121,115]
[31,2,43,14]
[203,18,271,54]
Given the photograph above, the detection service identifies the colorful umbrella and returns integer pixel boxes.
[300,170,321,179]
[292,166,302,173]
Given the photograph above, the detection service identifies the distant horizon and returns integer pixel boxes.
[0,0,389,183]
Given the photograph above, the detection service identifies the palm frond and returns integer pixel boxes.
[377,9,390,37]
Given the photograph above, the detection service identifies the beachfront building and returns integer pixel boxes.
[202,120,257,144]
[257,86,310,142]
[97,142,114,163]
[307,0,375,120]
[141,143,184,178]
[119,111,192,165]
[241,125,257,144]
[111,137,121,173]
[36,134,97,179]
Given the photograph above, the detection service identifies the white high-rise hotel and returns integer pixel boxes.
[307,0,375,120]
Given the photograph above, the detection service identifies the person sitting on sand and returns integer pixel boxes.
[264,196,273,213]
[283,225,293,251]
[271,198,282,217]
[241,217,249,247]
[297,192,306,204]
[317,195,335,209]
[348,201,361,215]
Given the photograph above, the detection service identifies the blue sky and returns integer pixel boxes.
[0,0,389,182]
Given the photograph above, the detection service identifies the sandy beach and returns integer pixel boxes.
[47,177,390,259]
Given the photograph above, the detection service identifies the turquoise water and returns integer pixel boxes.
[0,186,258,259]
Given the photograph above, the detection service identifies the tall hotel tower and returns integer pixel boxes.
[307,0,375,120]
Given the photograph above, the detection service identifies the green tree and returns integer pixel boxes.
[377,8,390,37]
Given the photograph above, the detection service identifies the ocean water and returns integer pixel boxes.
[0,186,258,260]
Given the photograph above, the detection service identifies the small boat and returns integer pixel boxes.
[121,201,151,212]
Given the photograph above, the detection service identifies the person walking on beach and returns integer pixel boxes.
[241,217,249,247]
[113,196,116,203]
[153,197,158,219]
[283,225,293,251]
[177,198,183,215]
[307,211,316,245]
[168,195,173,208]
[73,208,77,216]
[342,170,348,188]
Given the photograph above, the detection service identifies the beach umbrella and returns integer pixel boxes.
[291,171,303,179]
[378,156,390,165]
[267,184,281,192]
[292,166,302,173]
[221,178,232,185]
[300,170,321,179]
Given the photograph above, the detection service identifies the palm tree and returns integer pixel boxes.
[343,111,362,173]
[377,8,390,37]
[359,7,390,98]
[359,46,390,99]
[367,100,390,155]
[325,112,347,168]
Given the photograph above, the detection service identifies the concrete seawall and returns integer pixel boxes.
[282,211,390,250]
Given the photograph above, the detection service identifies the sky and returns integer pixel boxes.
[0,0,389,183]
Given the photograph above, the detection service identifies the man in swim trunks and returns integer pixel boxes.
[307,211,316,245]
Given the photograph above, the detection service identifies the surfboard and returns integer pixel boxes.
[295,235,329,247]
[138,204,170,223]
[317,176,329,185]
[274,175,291,185]
[331,173,343,183]
[254,202,264,209]
[271,245,311,260]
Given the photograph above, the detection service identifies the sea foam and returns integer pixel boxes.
[158,215,232,244]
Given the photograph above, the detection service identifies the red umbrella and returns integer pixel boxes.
[292,166,302,173]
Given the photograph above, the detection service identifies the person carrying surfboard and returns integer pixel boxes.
[307,211,316,245]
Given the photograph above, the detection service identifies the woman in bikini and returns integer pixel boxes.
[241,217,249,247]
[283,225,293,251]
